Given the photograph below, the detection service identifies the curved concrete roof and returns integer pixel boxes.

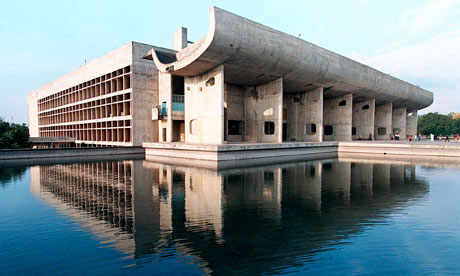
[147,7,433,110]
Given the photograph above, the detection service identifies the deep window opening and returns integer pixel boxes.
[339,100,346,106]
[228,120,244,135]
[264,121,275,135]
[324,125,333,135]
[362,104,370,110]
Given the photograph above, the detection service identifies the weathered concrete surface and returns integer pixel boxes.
[148,7,433,111]
[158,71,172,142]
[392,106,407,138]
[338,141,460,157]
[285,87,323,142]
[0,147,145,161]
[245,78,283,143]
[185,65,224,144]
[143,141,338,162]
[352,99,375,140]
[406,110,418,136]
[323,94,353,141]
[224,83,245,142]
[374,103,392,140]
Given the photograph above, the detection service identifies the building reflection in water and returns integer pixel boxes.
[30,157,428,275]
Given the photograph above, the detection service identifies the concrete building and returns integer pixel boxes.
[28,7,433,150]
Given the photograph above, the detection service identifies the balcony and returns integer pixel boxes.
[172,94,184,112]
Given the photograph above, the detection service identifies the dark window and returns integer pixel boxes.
[264,121,275,135]
[323,162,333,170]
[306,124,317,135]
[205,77,215,86]
[378,127,387,135]
[293,97,301,103]
[339,100,346,106]
[310,166,316,177]
[228,120,244,135]
[352,127,357,135]
[324,125,333,135]
[362,104,370,110]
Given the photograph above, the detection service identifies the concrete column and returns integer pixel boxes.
[173,27,188,51]
[185,65,225,144]
[352,99,375,140]
[323,94,353,141]
[158,72,173,142]
[406,110,418,136]
[285,87,323,142]
[392,106,407,138]
[244,78,283,143]
[374,103,392,140]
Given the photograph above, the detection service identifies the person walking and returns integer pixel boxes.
[409,133,412,142]
[445,135,450,142]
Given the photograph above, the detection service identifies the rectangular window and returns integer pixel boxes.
[378,127,387,135]
[264,121,275,135]
[228,120,244,135]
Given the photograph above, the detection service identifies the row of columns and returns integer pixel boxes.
[159,65,418,144]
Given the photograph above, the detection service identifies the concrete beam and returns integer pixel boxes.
[323,94,353,141]
[185,65,225,144]
[374,103,392,140]
[352,99,375,140]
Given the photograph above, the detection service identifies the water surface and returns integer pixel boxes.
[1,157,459,275]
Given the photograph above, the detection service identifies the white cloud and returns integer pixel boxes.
[349,30,460,85]
[384,0,460,36]
[348,0,460,114]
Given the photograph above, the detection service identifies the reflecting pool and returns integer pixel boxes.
[1,156,460,275]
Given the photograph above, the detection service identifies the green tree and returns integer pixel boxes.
[0,119,30,149]
[418,112,458,136]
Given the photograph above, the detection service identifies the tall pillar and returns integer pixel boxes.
[323,94,353,141]
[285,87,323,142]
[158,72,173,142]
[392,106,407,139]
[352,99,375,140]
[244,78,283,143]
[184,65,225,144]
[406,110,418,136]
[374,103,392,140]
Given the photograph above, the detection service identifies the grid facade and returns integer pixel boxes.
[37,66,133,146]
[39,161,134,233]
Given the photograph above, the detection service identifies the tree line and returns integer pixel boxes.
[418,112,460,136]
[0,119,30,149]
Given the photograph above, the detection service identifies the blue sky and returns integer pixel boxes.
[1,0,459,124]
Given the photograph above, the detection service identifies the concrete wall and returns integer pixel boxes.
[323,94,353,141]
[285,87,323,142]
[406,110,418,136]
[374,103,392,140]
[132,42,160,145]
[392,106,407,138]
[245,78,283,143]
[224,83,245,142]
[185,65,225,144]
[352,99,375,140]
